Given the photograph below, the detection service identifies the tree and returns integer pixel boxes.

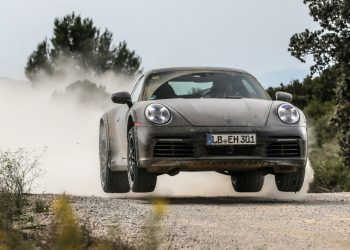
[25,13,142,82]
[52,80,111,108]
[265,67,337,110]
[289,0,350,166]
[25,40,52,80]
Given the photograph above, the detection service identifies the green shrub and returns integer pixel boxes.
[303,100,337,148]
[310,157,350,192]
[304,100,335,120]
[34,198,50,213]
[313,114,338,147]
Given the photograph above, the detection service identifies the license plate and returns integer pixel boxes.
[206,134,256,145]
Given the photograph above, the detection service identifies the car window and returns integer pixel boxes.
[168,81,213,96]
[131,75,144,103]
[241,79,258,97]
[143,72,270,100]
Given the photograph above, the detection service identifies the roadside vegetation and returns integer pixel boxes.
[267,0,350,192]
[0,149,44,221]
[0,149,166,249]
[0,12,167,249]
[290,0,350,191]
[0,149,43,249]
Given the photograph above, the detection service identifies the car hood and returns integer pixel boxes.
[159,98,272,126]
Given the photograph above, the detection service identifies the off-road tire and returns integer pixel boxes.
[232,171,265,192]
[275,168,305,192]
[128,127,157,192]
[99,121,130,193]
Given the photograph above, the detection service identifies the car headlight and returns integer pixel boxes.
[277,103,300,124]
[145,104,171,124]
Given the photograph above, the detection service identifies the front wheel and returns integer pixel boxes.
[128,127,157,192]
[275,168,305,192]
[99,121,130,193]
[231,171,265,192]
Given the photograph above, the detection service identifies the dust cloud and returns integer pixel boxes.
[0,72,313,198]
[0,72,129,197]
[154,160,314,198]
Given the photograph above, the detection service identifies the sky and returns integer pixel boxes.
[0,0,318,86]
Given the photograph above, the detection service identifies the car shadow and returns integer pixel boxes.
[124,195,349,206]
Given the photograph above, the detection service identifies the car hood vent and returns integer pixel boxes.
[161,99,272,127]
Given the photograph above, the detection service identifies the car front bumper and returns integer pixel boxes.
[136,125,307,174]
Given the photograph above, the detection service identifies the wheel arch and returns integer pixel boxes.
[127,110,137,132]
[100,115,111,162]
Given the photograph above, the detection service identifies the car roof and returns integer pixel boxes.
[144,67,248,76]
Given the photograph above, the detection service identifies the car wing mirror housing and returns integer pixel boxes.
[111,92,132,107]
[275,91,293,103]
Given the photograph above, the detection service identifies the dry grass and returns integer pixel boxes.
[0,149,168,249]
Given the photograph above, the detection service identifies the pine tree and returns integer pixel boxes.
[25,13,142,82]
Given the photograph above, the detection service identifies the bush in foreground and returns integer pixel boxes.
[310,156,350,193]
[0,149,166,249]
[0,149,44,220]
[0,149,44,249]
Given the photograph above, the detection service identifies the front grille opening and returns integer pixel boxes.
[154,141,194,158]
[265,139,301,157]
[206,145,259,157]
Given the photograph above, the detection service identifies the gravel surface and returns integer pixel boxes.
[25,193,350,249]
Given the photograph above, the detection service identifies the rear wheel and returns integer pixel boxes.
[99,121,130,193]
[128,127,157,192]
[231,171,265,192]
[275,168,305,192]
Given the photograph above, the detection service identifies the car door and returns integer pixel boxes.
[116,75,145,158]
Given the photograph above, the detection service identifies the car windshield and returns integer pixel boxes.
[142,71,270,100]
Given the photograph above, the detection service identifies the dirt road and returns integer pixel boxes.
[65,193,350,249]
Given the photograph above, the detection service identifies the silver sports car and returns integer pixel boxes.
[99,67,307,193]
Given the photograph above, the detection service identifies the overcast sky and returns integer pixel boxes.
[0,0,318,86]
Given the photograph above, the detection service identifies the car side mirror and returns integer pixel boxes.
[275,91,292,102]
[111,92,132,107]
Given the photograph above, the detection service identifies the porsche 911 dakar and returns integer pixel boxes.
[99,67,307,193]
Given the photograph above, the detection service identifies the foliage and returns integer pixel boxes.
[50,195,136,249]
[266,67,337,110]
[52,79,110,108]
[267,79,308,109]
[25,13,142,82]
[0,149,44,219]
[50,195,85,250]
[0,151,167,249]
[0,224,34,250]
[303,100,335,119]
[312,109,338,147]
[34,198,50,213]
[288,0,350,166]
[0,149,44,250]
[309,155,350,192]
[142,199,168,250]
[25,40,53,81]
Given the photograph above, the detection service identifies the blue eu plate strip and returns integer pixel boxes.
[206,134,212,145]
